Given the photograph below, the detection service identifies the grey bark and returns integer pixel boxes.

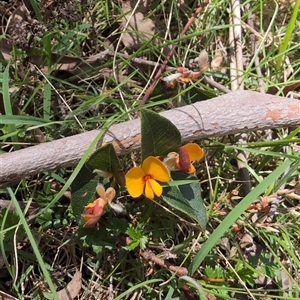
[0,90,299,185]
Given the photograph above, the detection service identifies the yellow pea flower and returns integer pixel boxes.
[125,156,171,200]
[81,184,116,227]
[164,143,204,174]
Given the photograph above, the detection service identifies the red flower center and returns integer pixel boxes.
[142,174,154,183]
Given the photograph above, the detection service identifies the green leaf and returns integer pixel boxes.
[70,165,98,219]
[0,209,26,241]
[127,226,141,240]
[85,143,125,187]
[234,261,258,287]
[140,109,181,160]
[106,218,128,236]
[126,224,145,240]
[126,224,148,250]
[204,266,226,278]
[139,236,148,250]
[204,266,215,278]
[126,240,140,251]
[162,172,207,230]
[78,227,116,254]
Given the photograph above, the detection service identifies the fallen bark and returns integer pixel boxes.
[0,90,299,185]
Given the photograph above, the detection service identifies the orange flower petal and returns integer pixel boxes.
[125,166,145,198]
[81,184,116,228]
[81,214,102,227]
[144,179,155,200]
[188,164,196,174]
[149,179,163,198]
[144,179,163,200]
[92,199,104,216]
[85,203,95,214]
[84,198,104,214]
[182,143,204,161]
[142,156,170,182]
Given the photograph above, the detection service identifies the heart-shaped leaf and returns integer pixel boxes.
[85,143,125,187]
[140,109,181,160]
[162,172,207,230]
[71,166,98,219]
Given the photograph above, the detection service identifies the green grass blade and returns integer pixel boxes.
[6,187,60,300]
[2,64,19,150]
[276,1,300,72]
[43,82,51,121]
[0,115,50,125]
[29,0,41,20]
[179,276,208,300]
[113,279,162,300]
[188,159,292,275]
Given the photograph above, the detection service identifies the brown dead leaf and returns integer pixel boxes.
[211,51,223,71]
[279,267,295,291]
[198,50,209,74]
[267,81,300,96]
[239,233,254,250]
[0,38,13,61]
[121,12,157,50]
[57,270,82,300]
